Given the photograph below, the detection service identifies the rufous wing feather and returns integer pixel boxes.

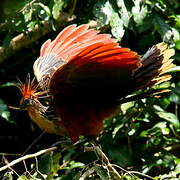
[33,24,116,89]
[49,41,141,141]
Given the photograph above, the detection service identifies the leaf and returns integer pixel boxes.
[153,14,173,42]
[121,101,135,114]
[50,153,61,175]
[27,21,36,32]
[94,165,109,180]
[172,27,180,42]
[23,9,33,22]
[0,82,16,88]
[36,3,51,16]
[169,92,180,104]
[93,0,125,40]
[38,152,52,177]
[116,0,130,27]
[132,0,148,26]
[165,66,180,73]
[0,99,11,122]
[112,123,124,138]
[154,122,170,135]
[110,13,125,40]
[69,161,85,169]
[93,0,114,26]
[155,111,180,128]
[52,0,64,20]
[175,40,180,50]
[17,175,29,180]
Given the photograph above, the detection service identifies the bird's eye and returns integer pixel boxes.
[24,98,32,105]
[20,98,33,110]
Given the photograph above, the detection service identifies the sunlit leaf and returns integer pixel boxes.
[116,0,130,27]
[169,92,180,104]
[0,99,11,121]
[154,122,170,135]
[132,0,148,26]
[94,165,109,180]
[110,13,125,40]
[166,66,180,73]
[52,0,64,20]
[154,14,173,42]
[23,9,33,22]
[155,111,180,128]
[121,102,135,114]
[93,0,125,40]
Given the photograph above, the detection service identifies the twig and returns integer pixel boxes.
[87,142,122,180]
[79,167,96,180]
[128,171,155,180]
[2,156,20,177]
[112,164,155,180]
[22,131,45,156]
[20,0,38,12]
[0,147,57,172]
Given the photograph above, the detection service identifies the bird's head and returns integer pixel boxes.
[16,75,39,110]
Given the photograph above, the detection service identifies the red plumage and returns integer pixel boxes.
[18,24,174,142]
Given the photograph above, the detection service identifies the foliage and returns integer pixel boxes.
[0,0,179,179]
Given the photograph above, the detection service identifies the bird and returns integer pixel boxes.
[17,24,175,142]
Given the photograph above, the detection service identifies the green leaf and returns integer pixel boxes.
[17,175,29,180]
[0,99,11,121]
[169,92,180,104]
[110,13,125,40]
[0,82,16,88]
[23,9,33,22]
[132,0,148,26]
[153,14,173,42]
[36,3,51,16]
[50,152,61,175]
[121,102,135,114]
[38,152,52,177]
[116,0,130,27]
[93,0,125,40]
[69,161,85,169]
[172,27,180,42]
[94,165,109,180]
[154,122,170,135]
[52,0,64,20]
[175,40,180,50]
[166,66,180,73]
[155,111,180,128]
[27,21,36,32]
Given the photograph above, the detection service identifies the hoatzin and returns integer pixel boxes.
[17,24,175,142]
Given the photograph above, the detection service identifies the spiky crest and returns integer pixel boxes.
[16,74,40,102]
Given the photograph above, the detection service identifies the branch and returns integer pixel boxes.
[85,143,122,180]
[0,12,75,64]
[0,146,57,172]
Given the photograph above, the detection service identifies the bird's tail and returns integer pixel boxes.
[132,42,175,90]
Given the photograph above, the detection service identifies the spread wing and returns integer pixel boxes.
[49,42,141,103]
[49,42,174,103]
[33,24,116,89]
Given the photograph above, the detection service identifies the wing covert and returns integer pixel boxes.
[33,24,116,89]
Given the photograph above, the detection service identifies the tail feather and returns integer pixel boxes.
[133,42,175,90]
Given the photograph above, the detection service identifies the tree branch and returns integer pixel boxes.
[0,147,57,172]
[0,12,75,64]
